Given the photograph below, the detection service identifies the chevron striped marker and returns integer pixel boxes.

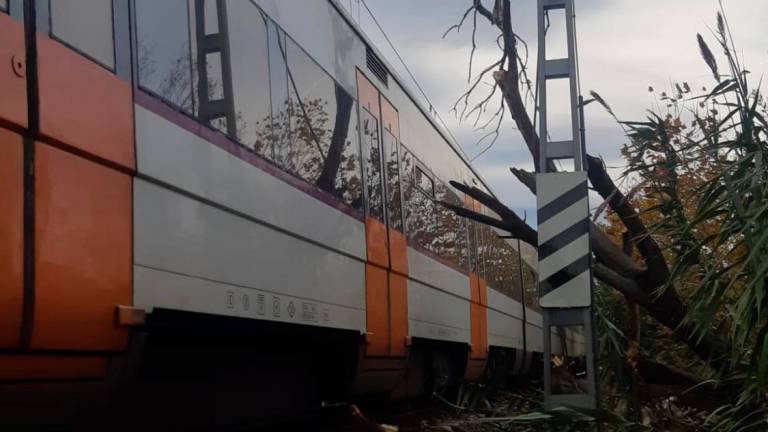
[536,172,591,308]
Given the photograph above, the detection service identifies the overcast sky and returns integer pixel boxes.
[341,0,768,224]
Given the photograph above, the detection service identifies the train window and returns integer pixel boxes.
[485,235,522,300]
[434,182,465,267]
[506,242,524,301]
[457,217,470,271]
[522,260,540,311]
[475,222,487,278]
[274,37,362,208]
[136,0,196,115]
[226,2,271,153]
[467,219,478,273]
[383,130,403,231]
[404,155,436,252]
[400,145,416,230]
[50,0,115,70]
[266,22,288,161]
[0,0,7,13]
[415,166,434,196]
[361,109,385,220]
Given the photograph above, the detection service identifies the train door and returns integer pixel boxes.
[356,71,408,359]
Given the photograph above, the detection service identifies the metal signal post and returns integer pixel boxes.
[536,0,598,409]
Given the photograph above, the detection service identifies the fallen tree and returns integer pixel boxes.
[443,0,729,371]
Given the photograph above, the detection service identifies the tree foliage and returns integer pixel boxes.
[445,1,768,429]
[599,9,768,429]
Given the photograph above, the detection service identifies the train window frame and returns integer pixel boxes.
[415,165,434,198]
[397,142,414,236]
[49,0,117,72]
[382,128,404,232]
[360,106,386,221]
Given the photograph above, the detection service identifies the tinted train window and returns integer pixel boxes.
[279,38,361,208]
[361,109,384,220]
[0,1,8,13]
[266,22,288,161]
[479,224,492,279]
[50,0,115,69]
[403,155,436,252]
[505,241,524,301]
[383,130,403,231]
[434,182,467,268]
[416,166,433,195]
[136,0,196,114]
[400,146,416,226]
[467,219,478,273]
[226,2,271,152]
[485,235,522,300]
[522,260,540,311]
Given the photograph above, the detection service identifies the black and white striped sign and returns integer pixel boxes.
[536,172,591,307]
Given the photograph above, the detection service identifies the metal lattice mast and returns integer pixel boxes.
[535,0,598,409]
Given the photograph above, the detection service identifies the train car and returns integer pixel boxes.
[0,0,579,428]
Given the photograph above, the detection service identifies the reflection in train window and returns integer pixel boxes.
[434,182,467,268]
[485,235,522,300]
[50,0,115,70]
[415,166,434,196]
[477,223,490,279]
[404,156,436,252]
[505,241,524,301]
[522,261,540,311]
[361,109,384,220]
[467,219,478,273]
[280,38,361,208]
[266,22,288,162]
[0,0,8,13]
[383,130,403,231]
[400,146,416,230]
[226,2,271,152]
[136,0,196,115]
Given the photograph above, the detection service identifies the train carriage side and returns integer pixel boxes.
[0,0,547,418]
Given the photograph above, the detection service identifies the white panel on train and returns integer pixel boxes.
[134,179,366,332]
[134,105,366,260]
[407,247,470,300]
[487,310,524,349]
[525,323,544,352]
[486,286,524,320]
[407,279,470,344]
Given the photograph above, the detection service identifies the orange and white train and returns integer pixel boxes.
[0,0,583,427]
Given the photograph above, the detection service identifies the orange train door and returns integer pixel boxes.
[465,197,488,379]
[0,11,26,350]
[0,5,133,381]
[357,71,408,358]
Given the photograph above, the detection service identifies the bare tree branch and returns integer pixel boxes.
[446,0,732,368]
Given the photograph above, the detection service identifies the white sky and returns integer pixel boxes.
[343,0,768,224]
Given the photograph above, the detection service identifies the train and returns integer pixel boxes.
[0,0,585,429]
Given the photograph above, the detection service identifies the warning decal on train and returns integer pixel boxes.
[536,172,591,308]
